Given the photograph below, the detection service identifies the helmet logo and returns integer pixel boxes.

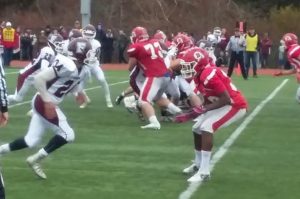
[194,51,204,62]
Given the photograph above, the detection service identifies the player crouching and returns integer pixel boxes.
[174,47,248,182]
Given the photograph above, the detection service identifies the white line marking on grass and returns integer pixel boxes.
[178,79,289,199]
[5,71,19,75]
[8,80,129,109]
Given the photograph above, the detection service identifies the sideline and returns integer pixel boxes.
[178,79,289,199]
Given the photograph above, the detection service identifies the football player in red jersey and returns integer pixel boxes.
[174,47,248,182]
[127,26,182,130]
[274,33,300,102]
[168,33,203,107]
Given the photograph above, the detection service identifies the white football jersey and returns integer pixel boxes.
[46,54,90,104]
[87,39,101,67]
[207,34,221,46]
[62,39,70,56]
[20,46,55,75]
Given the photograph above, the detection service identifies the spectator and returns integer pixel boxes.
[245,27,260,77]
[37,30,48,51]
[28,29,37,60]
[52,28,59,35]
[117,30,129,63]
[59,26,68,40]
[95,23,106,62]
[278,39,292,70]
[260,32,272,68]
[216,28,230,66]
[1,21,17,67]
[12,26,21,60]
[44,25,51,37]
[189,32,196,45]
[103,29,114,63]
[225,28,247,79]
[20,30,32,60]
[74,20,81,30]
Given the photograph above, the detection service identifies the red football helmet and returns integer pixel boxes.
[172,33,193,52]
[130,26,149,43]
[82,24,96,40]
[282,33,298,48]
[153,30,167,43]
[67,38,92,64]
[179,47,210,79]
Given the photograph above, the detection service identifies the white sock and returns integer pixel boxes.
[167,103,182,114]
[0,144,11,154]
[200,150,212,174]
[32,148,48,162]
[194,150,202,168]
[149,115,159,124]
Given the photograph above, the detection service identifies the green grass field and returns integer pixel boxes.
[1,68,300,199]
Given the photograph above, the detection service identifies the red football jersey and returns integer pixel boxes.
[194,66,248,109]
[127,39,169,77]
[287,44,300,72]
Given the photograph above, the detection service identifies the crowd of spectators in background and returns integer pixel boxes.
[0,20,130,67]
[0,19,292,71]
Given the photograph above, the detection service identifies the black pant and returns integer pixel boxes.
[3,47,13,67]
[0,173,5,199]
[227,51,247,79]
[118,48,127,63]
[245,51,258,76]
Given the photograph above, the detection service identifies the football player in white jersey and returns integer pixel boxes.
[61,29,83,56]
[79,24,113,108]
[0,38,92,179]
[7,34,64,104]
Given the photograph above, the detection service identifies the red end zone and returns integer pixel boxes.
[9,60,281,75]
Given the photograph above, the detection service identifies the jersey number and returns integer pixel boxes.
[144,42,163,59]
[54,80,74,98]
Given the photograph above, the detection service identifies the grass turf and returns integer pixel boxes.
[1,68,299,199]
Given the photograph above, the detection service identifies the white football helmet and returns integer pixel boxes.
[48,34,63,54]
[82,24,96,40]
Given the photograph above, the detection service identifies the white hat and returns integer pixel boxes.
[6,22,12,27]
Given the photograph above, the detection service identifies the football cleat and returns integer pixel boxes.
[124,96,137,112]
[115,95,124,105]
[26,156,47,179]
[182,162,199,174]
[187,171,210,183]
[26,109,33,117]
[141,122,161,130]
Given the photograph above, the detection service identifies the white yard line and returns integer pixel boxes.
[178,79,289,199]
[8,80,128,108]
[5,71,19,75]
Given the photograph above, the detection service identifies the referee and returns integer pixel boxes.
[226,28,248,79]
[0,51,8,199]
